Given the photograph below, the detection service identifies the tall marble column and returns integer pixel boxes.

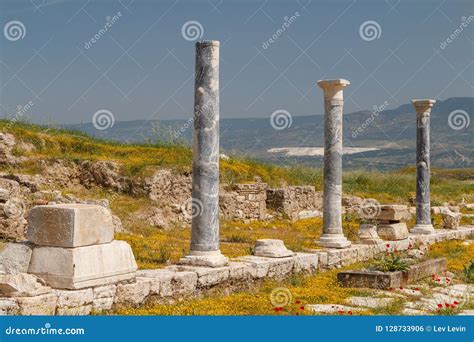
[316,79,351,248]
[411,99,436,235]
[179,40,228,267]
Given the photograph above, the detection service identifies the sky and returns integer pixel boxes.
[0,0,472,125]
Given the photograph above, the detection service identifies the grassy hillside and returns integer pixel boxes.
[2,120,472,203]
[1,120,473,269]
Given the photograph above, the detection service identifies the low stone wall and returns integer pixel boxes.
[266,186,323,221]
[219,183,268,221]
[2,226,472,315]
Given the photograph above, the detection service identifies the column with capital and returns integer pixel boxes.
[316,79,351,248]
[411,99,436,235]
[179,40,228,267]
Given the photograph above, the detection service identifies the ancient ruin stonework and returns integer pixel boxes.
[266,186,322,221]
[220,183,267,221]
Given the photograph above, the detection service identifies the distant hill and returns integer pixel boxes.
[66,97,473,170]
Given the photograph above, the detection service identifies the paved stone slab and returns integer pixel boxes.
[306,304,361,314]
[347,296,396,308]
[27,204,114,247]
[28,240,137,289]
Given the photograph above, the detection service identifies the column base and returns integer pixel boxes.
[178,250,229,268]
[317,234,351,249]
[410,224,436,235]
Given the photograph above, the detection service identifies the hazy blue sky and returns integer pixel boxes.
[0,0,472,124]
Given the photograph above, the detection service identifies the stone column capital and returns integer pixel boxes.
[412,99,436,114]
[317,79,350,100]
[196,40,220,47]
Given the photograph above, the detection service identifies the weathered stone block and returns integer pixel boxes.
[55,288,93,315]
[115,278,151,307]
[267,257,295,278]
[338,270,403,289]
[0,298,19,315]
[92,284,116,311]
[0,242,33,274]
[376,205,409,221]
[16,293,57,315]
[228,262,253,280]
[254,239,293,258]
[293,253,318,273]
[405,258,446,283]
[27,204,114,247]
[167,265,230,287]
[0,273,51,297]
[377,223,409,240]
[138,269,197,297]
[28,240,137,289]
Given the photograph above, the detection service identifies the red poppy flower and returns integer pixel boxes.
[445,303,450,308]
[453,301,459,305]
[451,304,456,309]
[437,304,443,308]
[348,311,353,315]
[415,288,420,291]
[386,244,390,248]
[295,300,301,304]
[337,310,345,314]
[300,306,305,311]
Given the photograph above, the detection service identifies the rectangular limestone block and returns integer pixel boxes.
[27,204,114,247]
[377,222,409,240]
[376,205,410,222]
[28,240,137,290]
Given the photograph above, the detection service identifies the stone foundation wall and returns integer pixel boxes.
[2,226,472,316]
[266,186,323,221]
[219,183,268,221]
